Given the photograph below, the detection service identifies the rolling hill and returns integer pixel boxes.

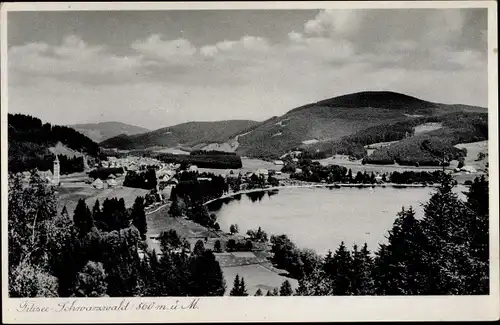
[100,120,260,150]
[69,121,151,143]
[8,113,100,173]
[99,91,487,161]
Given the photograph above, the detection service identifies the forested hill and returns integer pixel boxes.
[8,113,99,173]
[234,91,487,159]
[100,120,260,150]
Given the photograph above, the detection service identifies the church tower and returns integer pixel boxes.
[53,155,60,185]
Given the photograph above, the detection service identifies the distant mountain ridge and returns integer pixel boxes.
[98,91,487,159]
[69,121,150,143]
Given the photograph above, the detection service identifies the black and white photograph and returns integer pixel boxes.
[1,1,498,323]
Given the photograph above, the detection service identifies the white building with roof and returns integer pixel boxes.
[92,178,104,189]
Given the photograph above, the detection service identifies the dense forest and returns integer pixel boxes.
[8,114,99,173]
[88,167,125,180]
[284,159,445,185]
[8,173,225,297]
[123,169,158,190]
[151,152,243,169]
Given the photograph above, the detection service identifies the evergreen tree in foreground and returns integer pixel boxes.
[229,274,249,296]
[131,196,147,240]
[373,207,427,295]
[279,280,293,296]
[73,199,94,236]
[188,250,226,296]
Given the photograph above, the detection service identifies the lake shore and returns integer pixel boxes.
[203,181,440,205]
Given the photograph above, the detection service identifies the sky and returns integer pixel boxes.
[7,8,488,130]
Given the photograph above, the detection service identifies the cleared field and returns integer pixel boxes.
[414,122,443,135]
[57,185,149,214]
[221,263,298,296]
[315,156,444,174]
[454,140,488,170]
[152,147,190,155]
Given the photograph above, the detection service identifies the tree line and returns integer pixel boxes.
[285,159,445,185]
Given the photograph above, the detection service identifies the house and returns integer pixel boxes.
[374,173,383,183]
[295,168,303,174]
[273,160,284,165]
[255,169,269,177]
[188,165,198,172]
[107,178,117,188]
[92,178,104,189]
[460,166,477,173]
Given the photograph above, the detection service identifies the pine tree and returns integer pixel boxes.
[131,196,147,240]
[229,274,241,296]
[255,288,263,296]
[214,240,222,253]
[193,240,206,256]
[279,280,293,296]
[117,198,129,229]
[73,199,94,235]
[61,206,69,218]
[169,195,182,218]
[323,242,352,295]
[350,244,375,295]
[420,173,471,294]
[239,277,249,296]
[188,250,226,296]
[374,207,428,294]
[463,175,489,294]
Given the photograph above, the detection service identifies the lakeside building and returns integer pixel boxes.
[92,178,104,189]
[255,169,269,177]
[107,178,117,188]
[273,160,284,165]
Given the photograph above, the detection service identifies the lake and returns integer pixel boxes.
[209,186,468,255]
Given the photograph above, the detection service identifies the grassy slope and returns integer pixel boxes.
[69,122,151,143]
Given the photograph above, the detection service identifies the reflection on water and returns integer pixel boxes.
[210,186,467,255]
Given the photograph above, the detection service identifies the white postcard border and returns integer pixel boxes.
[1,1,498,323]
